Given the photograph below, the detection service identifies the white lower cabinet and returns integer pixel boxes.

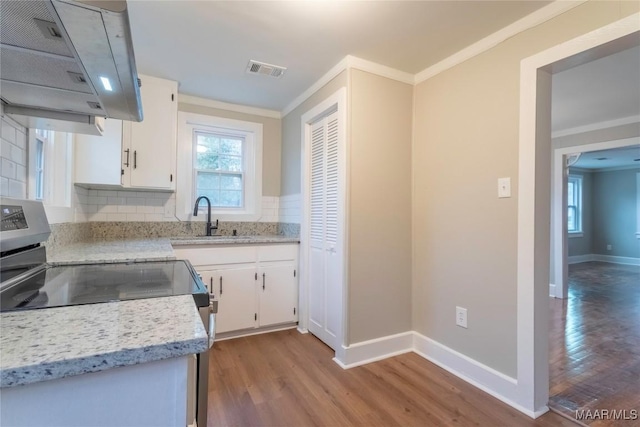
[259,264,298,326]
[201,266,257,334]
[174,244,298,335]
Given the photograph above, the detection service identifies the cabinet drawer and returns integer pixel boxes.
[258,245,298,262]
[175,246,257,267]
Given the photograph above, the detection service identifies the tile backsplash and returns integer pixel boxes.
[74,187,281,223]
[0,109,28,199]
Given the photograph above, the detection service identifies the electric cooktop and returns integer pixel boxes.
[0,260,209,312]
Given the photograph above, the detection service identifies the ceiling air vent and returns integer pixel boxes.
[246,60,286,78]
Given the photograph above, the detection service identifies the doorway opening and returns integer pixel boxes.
[549,143,640,422]
[517,12,639,417]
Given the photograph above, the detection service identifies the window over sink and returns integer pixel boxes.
[177,112,263,221]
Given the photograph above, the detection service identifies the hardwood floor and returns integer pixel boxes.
[549,262,640,427]
[208,329,575,427]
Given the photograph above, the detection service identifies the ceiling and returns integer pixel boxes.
[573,144,640,170]
[127,0,551,111]
[552,45,640,133]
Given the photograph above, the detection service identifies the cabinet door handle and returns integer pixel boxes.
[219,276,223,295]
[209,277,213,294]
[124,149,130,167]
[262,273,266,290]
[133,150,137,169]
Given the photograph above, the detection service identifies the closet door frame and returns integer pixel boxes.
[300,87,348,359]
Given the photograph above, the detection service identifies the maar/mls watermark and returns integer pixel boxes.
[576,409,638,421]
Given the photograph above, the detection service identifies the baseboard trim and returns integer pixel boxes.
[592,254,640,266]
[568,253,640,266]
[568,254,594,264]
[412,332,529,415]
[334,331,414,369]
[331,330,553,419]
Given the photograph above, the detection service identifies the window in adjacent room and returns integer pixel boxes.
[567,175,582,233]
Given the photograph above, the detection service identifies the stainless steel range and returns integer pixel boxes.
[0,197,216,427]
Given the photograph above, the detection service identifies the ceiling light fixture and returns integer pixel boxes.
[100,76,113,92]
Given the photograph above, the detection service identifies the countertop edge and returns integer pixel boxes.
[1,336,208,389]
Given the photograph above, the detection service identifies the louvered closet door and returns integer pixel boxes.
[308,110,341,350]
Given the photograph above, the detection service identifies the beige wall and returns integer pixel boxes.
[412,0,639,378]
[348,69,413,343]
[281,71,348,196]
[178,103,282,197]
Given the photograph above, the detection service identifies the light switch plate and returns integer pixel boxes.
[498,177,511,198]
[456,306,468,328]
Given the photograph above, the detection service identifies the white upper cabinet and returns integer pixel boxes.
[74,75,178,191]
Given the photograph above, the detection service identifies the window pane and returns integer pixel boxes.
[197,172,220,190]
[219,190,242,207]
[220,138,242,155]
[220,174,242,190]
[35,139,44,200]
[567,206,576,231]
[218,155,242,172]
[196,134,220,153]
[567,182,574,205]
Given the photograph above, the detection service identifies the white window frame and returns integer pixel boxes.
[177,112,262,221]
[27,129,75,223]
[567,174,582,235]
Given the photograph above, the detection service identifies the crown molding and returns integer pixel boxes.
[414,1,587,84]
[347,56,415,85]
[282,55,414,117]
[552,115,640,139]
[281,57,350,117]
[178,94,282,119]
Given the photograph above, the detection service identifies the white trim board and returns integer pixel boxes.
[334,332,414,369]
[333,331,546,419]
[568,254,640,266]
[178,94,282,119]
[567,254,594,265]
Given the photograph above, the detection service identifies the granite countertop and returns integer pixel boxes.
[47,238,175,265]
[0,295,207,388]
[170,235,300,246]
[47,236,299,264]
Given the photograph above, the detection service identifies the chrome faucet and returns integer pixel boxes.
[193,196,218,236]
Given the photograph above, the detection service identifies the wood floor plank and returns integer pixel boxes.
[549,261,640,427]
[208,330,576,427]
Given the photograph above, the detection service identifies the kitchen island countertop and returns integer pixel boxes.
[0,295,207,388]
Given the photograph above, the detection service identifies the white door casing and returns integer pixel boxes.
[300,87,347,354]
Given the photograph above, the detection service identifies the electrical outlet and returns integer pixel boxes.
[607,244,612,251]
[456,306,468,329]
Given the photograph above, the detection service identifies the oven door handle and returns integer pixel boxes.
[208,296,216,348]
